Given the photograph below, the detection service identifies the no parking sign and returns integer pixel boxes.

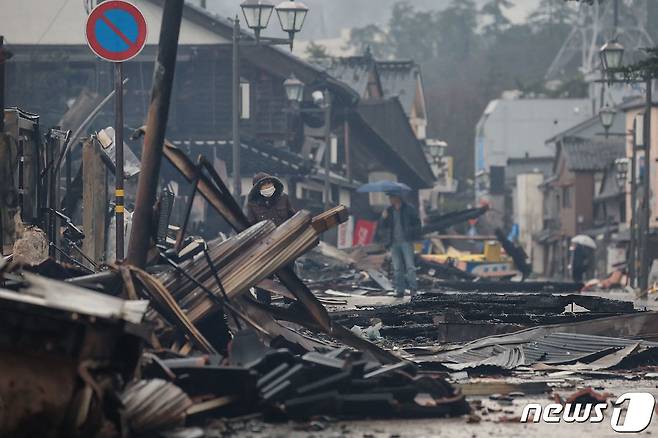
[85,1,147,62]
[85,0,147,260]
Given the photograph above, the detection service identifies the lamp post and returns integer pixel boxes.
[599,105,616,138]
[232,0,308,201]
[601,39,653,293]
[283,76,333,211]
[615,158,629,189]
[314,90,333,211]
[615,156,632,281]
[428,143,446,209]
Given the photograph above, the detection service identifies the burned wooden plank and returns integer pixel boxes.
[160,140,402,364]
[422,206,489,234]
[160,138,333,331]
[80,137,108,257]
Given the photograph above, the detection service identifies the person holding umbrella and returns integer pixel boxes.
[357,181,421,297]
[377,189,421,298]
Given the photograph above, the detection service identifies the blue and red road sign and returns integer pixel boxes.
[85,1,147,62]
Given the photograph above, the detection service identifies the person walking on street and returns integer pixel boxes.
[571,243,593,283]
[378,193,421,298]
[245,172,296,303]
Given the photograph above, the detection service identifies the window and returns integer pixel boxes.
[562,187,572,208]
[302,187,323,203]
[620,199,627,223]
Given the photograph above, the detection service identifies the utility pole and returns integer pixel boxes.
[127,0,184,268]
[323,89,332,211]
[115,62,124,260]
[639,78,653,294]
[232,16,241,201]
[629,117,638,286]
[0,36,6,133]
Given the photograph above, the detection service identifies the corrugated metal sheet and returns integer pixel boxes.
[523,332,658,364]
[439,332,658,370]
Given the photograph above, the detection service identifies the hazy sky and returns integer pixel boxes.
[195,0,542,40]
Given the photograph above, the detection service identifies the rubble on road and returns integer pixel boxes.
[330,292,638,344]
[0,139,471,437]
[417,312,658,371]
[3,13,657,436]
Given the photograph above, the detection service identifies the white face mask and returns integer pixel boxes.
[260,186,276,197]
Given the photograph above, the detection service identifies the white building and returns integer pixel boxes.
[475,96,592,179]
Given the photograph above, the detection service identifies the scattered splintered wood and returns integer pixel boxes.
[161,137,400,363]
[158,209,341,325]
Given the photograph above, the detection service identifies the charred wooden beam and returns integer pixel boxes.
[128,0,184,268]
[423,206,489,234]
[82,137,107,265]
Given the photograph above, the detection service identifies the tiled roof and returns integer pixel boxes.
[320,56,375,98]
[356,98,434,186]
[377,61,419,116]
[561,137,625,172]
[317,55,421,116]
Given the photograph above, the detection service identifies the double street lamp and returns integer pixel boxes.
[283,74,333,211]
[232,0,308,199]
[600,39,654,293]
[240,0,308,48]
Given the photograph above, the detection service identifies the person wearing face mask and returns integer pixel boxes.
[245,172,296,304]
[245,172,296,227]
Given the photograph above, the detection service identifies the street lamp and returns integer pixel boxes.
[283,74,304,103]
[240,0,275,40]
[600,39,654,294]
[232,1,309,201]
[275,1,309,45]
[599,105,616,137]
[285,83,332,211]
[429,143,441,160]
[600,40,625,75]
[615,157,629,190]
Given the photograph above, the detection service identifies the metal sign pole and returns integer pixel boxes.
[115,61,124,260]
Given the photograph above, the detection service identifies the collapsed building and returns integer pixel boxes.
[2,1,658,437]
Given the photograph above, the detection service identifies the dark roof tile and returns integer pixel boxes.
[561,137,625,172]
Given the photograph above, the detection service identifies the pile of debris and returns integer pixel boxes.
[331,292,638,344]
[137,330,468,425]
[417,312,658,372]
[0,141,471,438]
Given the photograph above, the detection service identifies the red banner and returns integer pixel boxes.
[353,220,377,247]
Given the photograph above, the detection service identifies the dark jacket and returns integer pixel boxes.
[245,172,295,226]
[377,202,421,246]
